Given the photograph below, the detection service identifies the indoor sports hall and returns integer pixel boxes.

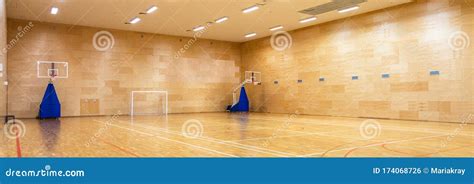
[0,0,472,158]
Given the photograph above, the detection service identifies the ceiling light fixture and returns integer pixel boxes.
[50,7,59,15]
[145,5,158,14]
[129,17,141,24]
[193,25,205,32]
[215,16,228,23]
[337,5,359,13]
[245,32,257,38]
[242,5,259,13]
[269,25,283,31]
[299,16,317,23]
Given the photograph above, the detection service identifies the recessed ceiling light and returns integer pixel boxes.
[245,32,256,38]
[129,17,141,24]
[215,16,228,23]
[50,7,59,15]
[269,25,283,31]
[338,5,359,13]
[146,5,158,14]
[242,5,259,13]
[193,25,205,32]
[299,16,317,23]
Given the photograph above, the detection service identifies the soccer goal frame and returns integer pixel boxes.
[130,91,168,116]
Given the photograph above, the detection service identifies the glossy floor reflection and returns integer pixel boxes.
[0,113,472,157]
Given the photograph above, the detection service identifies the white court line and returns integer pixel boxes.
[221,129,352,142]
[102,116,459,157]
[127,118,278,133]
[123,118,384,156]
[194,126,272,134]
[262,127,372,142]
[147,122,240,129]
[299,133,451,157]
[112,118,460,157]
[108,123,238,157]
[244,116,473,136]
[222,132,327,142]
[135,123,271,133]
[120,120,296,157]
[116,115,466,157]
[273,127,351,135]
[200,118,367,142]
[123,121,296,157]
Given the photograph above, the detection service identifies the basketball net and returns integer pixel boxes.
[50,76,57,82]
[251,76,261,85]
[49,71,57,83]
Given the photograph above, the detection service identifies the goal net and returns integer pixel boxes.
[130,91,168,117]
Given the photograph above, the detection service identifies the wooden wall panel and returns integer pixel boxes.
[4,1,473,123]
[241,0,474,123]
[6,19,241,118]
[80,99,99,115]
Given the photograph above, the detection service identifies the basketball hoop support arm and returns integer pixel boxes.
[232,79,251,106]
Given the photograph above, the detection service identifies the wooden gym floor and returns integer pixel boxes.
[0,113,472,157]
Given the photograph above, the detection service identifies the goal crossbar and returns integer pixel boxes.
[130,91,168,116]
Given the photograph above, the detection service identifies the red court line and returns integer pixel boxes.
[380,143,414,156]
[381,143,472,157]
[98,138,141,157]
[320,141,361,157]
[343,141,387,157]
[16,131,22,158]
[422,145,473,156]
[73,125,141,157]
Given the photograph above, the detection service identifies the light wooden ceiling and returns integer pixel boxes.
[6,0,411,42]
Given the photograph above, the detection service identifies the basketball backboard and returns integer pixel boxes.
[37,61,69,79]
[245,71,261,85]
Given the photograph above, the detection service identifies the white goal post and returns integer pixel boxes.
[130,91,168,116]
